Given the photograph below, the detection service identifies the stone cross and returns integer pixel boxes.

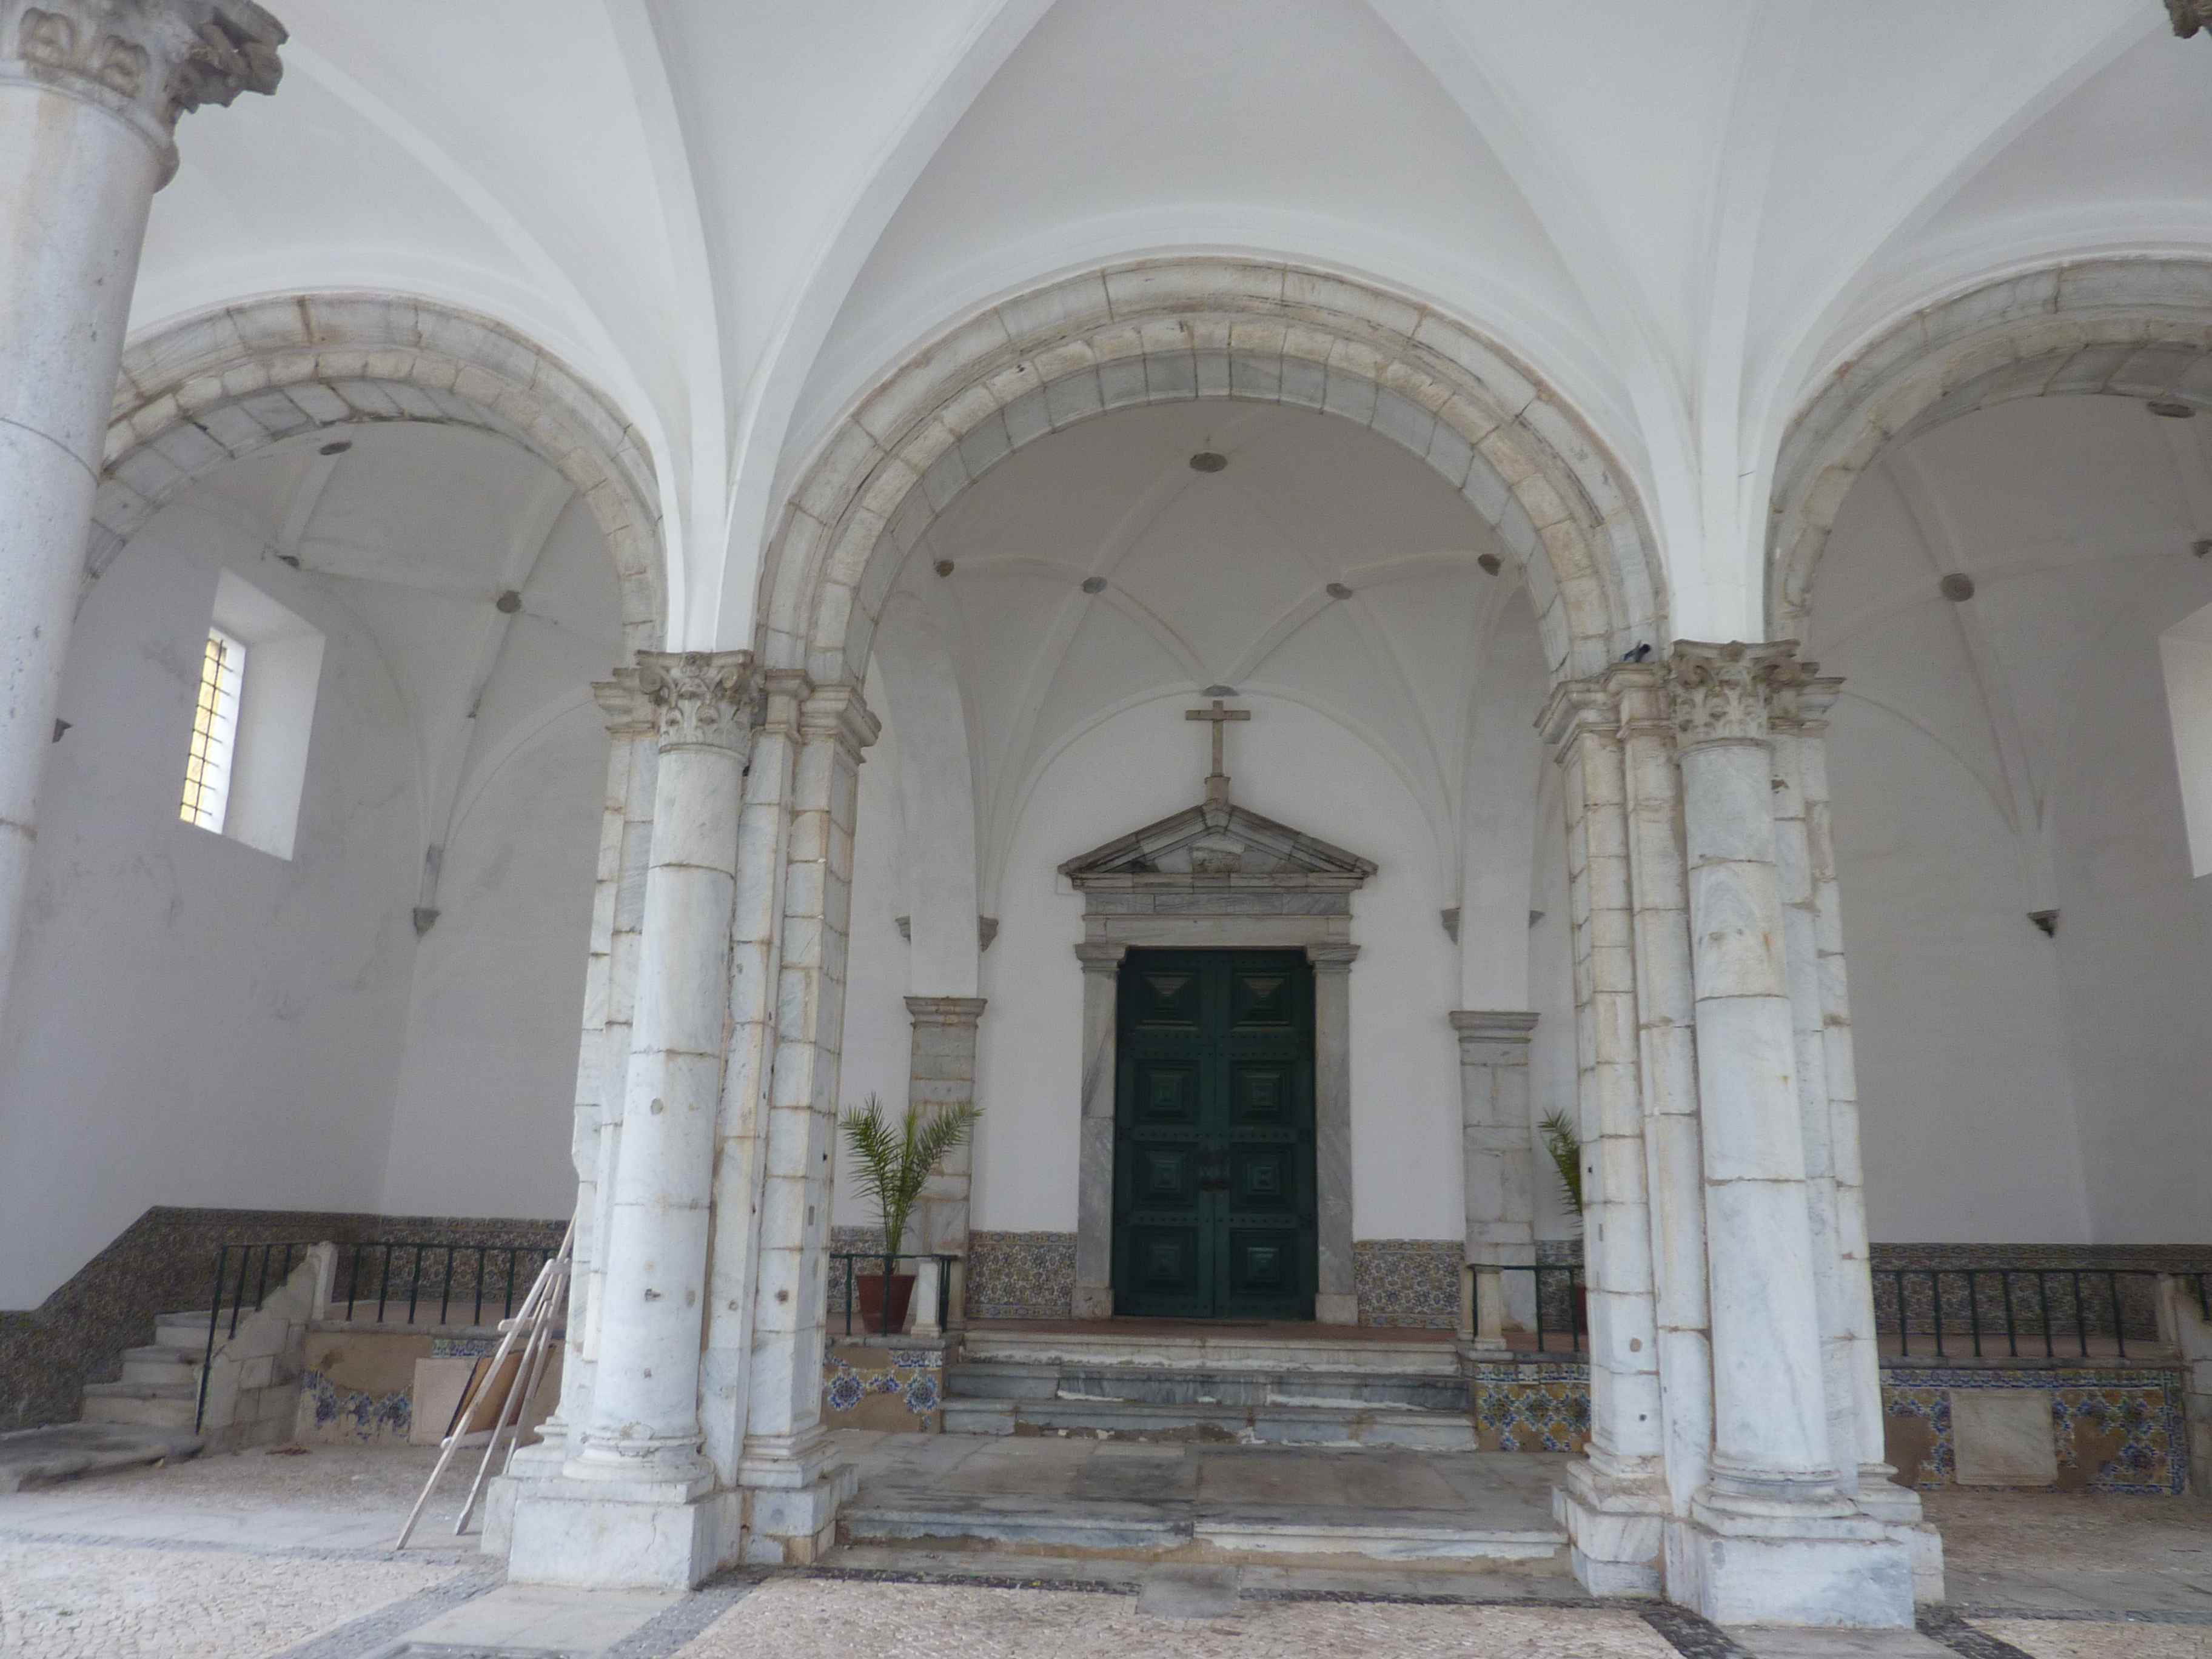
[1185,698,1249,805]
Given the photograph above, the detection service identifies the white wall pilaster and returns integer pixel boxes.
[0,0,283,1031]
[906,995,988,1312]
[1449,1009,1538,1332]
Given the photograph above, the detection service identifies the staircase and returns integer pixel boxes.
[942,1326,1477,1447]
[78,1311,216,1432]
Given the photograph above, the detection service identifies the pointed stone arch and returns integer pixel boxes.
[759,258,1664,690]
[1770,258,2212,637]
[100,294,667,647]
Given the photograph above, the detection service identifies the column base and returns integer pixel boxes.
[1071,1283,1113,1319]
[506,1469,731,1590]
[1853,1466,1945,1606]
[1663,1492,1914,1627]
[478,1431,571,1560]
[1314,1293,1358,1326]
[737,1427,856,1564]
[1553,1458,1668,1597]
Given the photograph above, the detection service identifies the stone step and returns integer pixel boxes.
[119,1346,200,1387]
[950,1361,1469,1412]
[942,1394,1478,1450]
[79,1379,199,1431]
[960,1328,1461,1376]
[0,1423,204,1493]
[840,1492,1564,1566]
[155,1312,221,1352]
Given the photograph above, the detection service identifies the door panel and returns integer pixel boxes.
[1113,950,1315,1319]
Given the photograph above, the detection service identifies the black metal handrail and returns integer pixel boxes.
[337,1240,555,1328]
[1876,1266,2182,1359]
[195,1240,309,1432]
[1470,1263,1587,1354]
[830,1252,956,1337]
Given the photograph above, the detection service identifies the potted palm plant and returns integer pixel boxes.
[1538,1108,1589,1335]
[839,1093,982,1334]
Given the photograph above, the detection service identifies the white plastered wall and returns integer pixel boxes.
[0,505,420,1307]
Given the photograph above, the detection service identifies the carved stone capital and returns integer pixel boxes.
[905,994,987,1029]
[1073,940,1127,973]
[5,1,286,183]
[632,649,756,754]
[1448,1009,1539,1045]
[1305,942,1361,970]
[1668,640,1811,748]
[2170,0,2209,38]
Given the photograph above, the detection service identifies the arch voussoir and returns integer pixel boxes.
[101,295,668,647]
[768,258,1664,691]
[1772,258,2212,636]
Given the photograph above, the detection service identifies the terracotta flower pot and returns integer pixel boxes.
[857,1270,917,1335]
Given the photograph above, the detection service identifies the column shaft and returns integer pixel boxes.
[699,669,806,1487]
[0,1,284,1026]
[572,652,753,1484]
[1608,662,1714,1516]
[738,683,877,1563]
[1670,643,1842,1507]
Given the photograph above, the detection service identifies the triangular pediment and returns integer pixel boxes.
[1059,800,1376,888]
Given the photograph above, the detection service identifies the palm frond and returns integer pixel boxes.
[1538,1108,1584,1230]
[838,1094,983,1260]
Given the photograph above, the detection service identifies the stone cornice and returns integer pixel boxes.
[1600,660,1674,736]
[591,672,657,740]
[634,649,756,754]
[905,995,987,1026]
[1449,1010,1540,1042]
[1669,640,1810,748]
[1537,677,1617,759]
[1771,674,1844,732]
[5,0,286,184]
[797,682,880,757]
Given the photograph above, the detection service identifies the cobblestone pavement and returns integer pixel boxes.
[0,1537,468,1658]
[0,1439,2203,1658]
[668,1578,1681,1658]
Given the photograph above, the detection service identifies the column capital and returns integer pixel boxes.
[631,649,756,753]
[1448,1009,1538,1043]
[1074,940,1126,972]
[4,0,286,183]
[1305,942,1360,968]
[797,681,880,757]
[1669,640,1811,748]
[1769,674,1845,734]
[1600,659,1674,735]
[905,994,987,1027]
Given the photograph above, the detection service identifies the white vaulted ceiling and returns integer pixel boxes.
[871,401,1535,896]
[124,0,2205,653]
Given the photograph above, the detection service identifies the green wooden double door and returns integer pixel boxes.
[1113,949,1318,1321]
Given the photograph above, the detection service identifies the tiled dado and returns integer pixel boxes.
[1883,1367,2189,1496]
[1352,1239,1461,1328]
[1472,1361,1592,1453]
[820,1341,945,1431]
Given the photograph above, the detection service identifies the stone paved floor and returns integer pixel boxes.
[0,1435,2200,1658]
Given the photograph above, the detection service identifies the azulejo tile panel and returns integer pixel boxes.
[1470,1360,1591,1453]
[967,1231,1077,1320]
[1881,1366,2188,1495]
[298,1370,412,1443]
[1352,1239,1460,1329]
[820,1341,944,1432]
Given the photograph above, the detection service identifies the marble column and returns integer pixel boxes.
[1449,1009,1538,1333]
[1664,641,1910,1629]
[1309,943,1359,1326]
[907,995,987,1321]
[739,683,877,1564]
[1793,683,1938,1586]
[508,651,753,1591]
[1543,680,1667,1597]
[513,680,655,1481]
[700,669,808,1490]
[0,0,284,1030]
[1071,941,1125,1320]
[1607,661,1714,1520]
